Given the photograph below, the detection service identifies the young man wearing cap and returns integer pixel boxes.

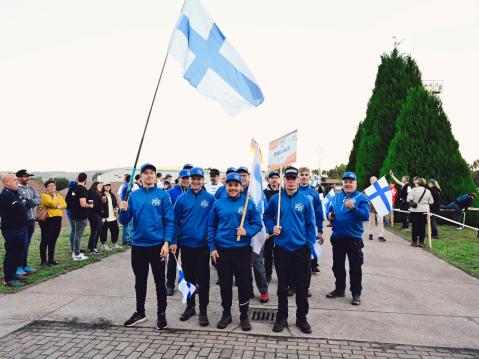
[65,172,93,261]
[166,169,191,296]
[16,169,41,275]
[119,163,174,330]
[205,168,223,196]
[263,170,281,283]
[263,166,317,334]
[298,167,325,273]
[173,167,215,326]
[326,171,370,306]
[0,174,29,287]
[215,167,237,199]
[208,173,262,331]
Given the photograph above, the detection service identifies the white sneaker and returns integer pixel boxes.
[103,244,112,251]
[111,243,122,249]
[73,253,89,261]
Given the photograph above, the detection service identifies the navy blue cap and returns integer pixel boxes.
[268,170,280,178]
[237,166,249,174]
[342,171,357,181]
[226,167,237,174]
[165,173,173,179]
[190,167,204,178]
[226,173,242,184]
[183,163,194,170]
[140,163,156,173]
[179,169,190,178]
[284,166,299,178]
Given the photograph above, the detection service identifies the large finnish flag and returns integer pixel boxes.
[178,265,196,303]
[364,176,393,218]
[168,0,264,115]
[249,139,267,255]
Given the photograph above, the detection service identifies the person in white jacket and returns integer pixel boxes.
[407,178,434,248]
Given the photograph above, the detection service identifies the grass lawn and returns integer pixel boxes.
[388,223,479,279]
[0,226,127,293]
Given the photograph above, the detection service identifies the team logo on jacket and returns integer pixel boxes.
[307,195,313,202]
[237,207,244,215]
[295,203,304,212]
[200,200,209,208]
[151,198,161,206]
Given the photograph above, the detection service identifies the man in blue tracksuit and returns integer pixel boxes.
[263,166,317,334]
[173,167,215,327]
[214,167,237,200]
[119,163,174,330]
[208,173,262,331]
[166,169,190,296]
[326,171,370,306]
[298,167,324,273]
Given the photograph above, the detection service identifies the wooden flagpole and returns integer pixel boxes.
[237,192,250,241]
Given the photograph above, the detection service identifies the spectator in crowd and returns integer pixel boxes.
[326,172,370,306]
[66,180,77,251]
[215,168,237,199]
[407,178,434,248]
[16,169,41,276]
[87,182,104,254]
[65,172,92,261]
[118,174,133,246]
[173,167,215,326]
[263,170,280,283]
[367,176,386,242]
[220,173,226,186]
[428,179,441,239]
[100,183,121,250]
[166,169,191,296]
[183,163,194,170]
[134,174,142,190]
[389,170,412,230]
[208,173,262,331]
[39,180,66,266]
[263,167,317,333]
[390,182,398,206]
[0,174,28,287]
[442,192,477,228]
[205,168,223,196]
[119,163,174,330]
[156,172,163,189]
[163,174,173,190]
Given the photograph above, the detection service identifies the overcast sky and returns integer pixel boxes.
[1,0,478,173]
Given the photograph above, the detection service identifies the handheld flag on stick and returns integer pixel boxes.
[321,189,335,216]
[168,0,264,115]
[311,240,322,260]
[173,253,196,303]
[364,176,393,218]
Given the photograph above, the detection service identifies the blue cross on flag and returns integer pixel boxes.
[364,176,393,218]
[178,265,196,303]
[321,189,335,216]
[168,0,264,115]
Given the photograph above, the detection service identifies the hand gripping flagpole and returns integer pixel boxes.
[125,0,187,200]
[237,192,250,241]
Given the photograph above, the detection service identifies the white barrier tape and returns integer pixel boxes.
[392,209,479,231]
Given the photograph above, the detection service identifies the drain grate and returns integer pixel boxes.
[249,307,278,322]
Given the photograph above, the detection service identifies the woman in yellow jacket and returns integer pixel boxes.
[39,180,67,266]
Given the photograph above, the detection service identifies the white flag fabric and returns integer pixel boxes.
[177,265,196,303]
[311,240,322,260]
[364,176,393,218]
[168,0,264,115]
[249,139,267,254]
[321,189,335,216]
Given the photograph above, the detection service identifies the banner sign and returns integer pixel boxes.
[268,130,298,171]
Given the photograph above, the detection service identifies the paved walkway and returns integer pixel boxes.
[1,227,479,357]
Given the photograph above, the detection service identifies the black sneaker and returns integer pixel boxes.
[156,313,168,330]
[166,287,174,296]
[287,287,295,297]
[199,312,209,327]
[295,319,312,334]
[326,289,345,298]
[369,234,373,240]
[240,317,251,331]
[307,289,312,297]
[352,294,361,305]
[311,266,320,273]
[124,312,146,327]
[216,312,232,329]
[378,236,386,242]
[180,306,196,321]
[272,318,288,333]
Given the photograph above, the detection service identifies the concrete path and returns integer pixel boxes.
[1,227,478,350]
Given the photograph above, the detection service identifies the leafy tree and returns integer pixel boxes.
[381,86,478,223]
[346,121,364,172]
[30,177,44,185]
[326,164,347,180]
[355,49,422,189]
[53,177,70,191]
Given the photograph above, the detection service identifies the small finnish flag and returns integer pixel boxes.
[364,176,393,218]
[311,241,322,260]
[321,189,335,216]
[178,265,196,303]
